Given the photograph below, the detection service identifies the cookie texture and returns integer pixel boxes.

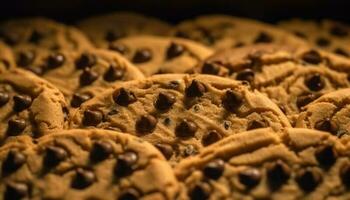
[0,68,68,144]
[109,35,213,76]
[176,128,350,199]
[0,18,93,50]
[279,19,350,58]
[0,129,181,200]
[70,74,290,163]
[173,15,307,50]
[77,12,172,47]
[0,42,15,71]
[13,45,144,109]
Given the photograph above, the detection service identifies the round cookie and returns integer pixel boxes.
[175,128,350,199]
[0,17,93,50]
[279,19,350,58]
[13,45,145,109]
[173,15,307,50]
[0,68,68,144]
[70,74,291,163]
[0,129,181,200]
[198,44,350,124]
[108,35,213,76]
[0,42,15,71]
[77,12,173,48]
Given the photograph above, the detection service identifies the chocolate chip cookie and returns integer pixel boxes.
[176,128,350,199]
[13,45,145,109]
[70,74,290,163]
[0,68,68,144]
[0,129,181,200]
[77,12,172,47]
[0,17,93,50]
[173,15,307,50]
[0,42,15,71]
[279,19,350,58]
[108,36,213,76]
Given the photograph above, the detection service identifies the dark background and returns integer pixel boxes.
[1,0,350,24]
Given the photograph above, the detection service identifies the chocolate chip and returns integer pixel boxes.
[2,150,26,174]
[296,168,322,192]
[7,119,26,136]
[238,168,261,189]
[163,117,171,126]
[103,65,125,82]
[330,24,348,37]
[13,95,32,112]
[201,62,220,75]
[155,92,176,111]
[71,168,95,189]
[166,42,185,59]
[44,146,67,168]
[314,118,336,134]
[70,93,92,108]
[340,163,350,187]
[304,74,325,92]
[114,152,138,177]
[132,49,152,63]
[202,130,222,146]
[266,160,291,190]
[90,140,113,162]
[118,188,140,200]
[296,93,319,109]
[113,88,137,107]
[315,37,331,47]
[315,145,337,168]
[4,182,28,200]
[301,50,322,64]
[223,121,231,130]
[294,31,307,38]
[168,80,180,90]
[75,53,96,69]
[135,114,158,134]
[0,92,9,106]
[175,119,197,138]
[185,80,206,98]
[189,183,211,200]
[247,120,266,130]
[334,48,349,57]
[29,30,43,44]
[236,69,255,83]
[203,159,225,180]
[46,52,65,69]
[79,68,99,86]
[105,31,124,42]
[254,32,273,43]
[83,110,103,126]
[222,90,243,113]
[16,51,35,67]
[109,43,128,54]
[155,143,173,160]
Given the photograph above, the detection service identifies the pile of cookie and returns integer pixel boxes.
[0,12,350,200]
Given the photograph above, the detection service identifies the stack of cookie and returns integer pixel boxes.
[0,12,350,200]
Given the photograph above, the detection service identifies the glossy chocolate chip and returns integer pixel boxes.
[79,68,99,86]
[315,145,337,168]
[254,32,273,43]
[314,118,336,134]
[304,74,325,91]
[90,140,113,162]
[203,159,225,180]
[135,114,158,134]
[166,42,185,59]
[236,69,255,83]
[334,48,349,57]
[247,120,266,130]
[202,130,222,146]
[83,110,103,126]
[266,160,291,190]
[185,80,206,98]
[238,168,261,189]
[155,92,176,111]
[47,52,65,69]
[71,168,95,189]
[296,93,319,109]
[7,119,26,136]
[115,152,138,177]
[222,90,243,113]
[118,188,140,200]
[155,143,173,160]
[189,183,211,200]
[29,30,43,44]
[113,88,137,106]
[109,43,128,54]
[44,146,67,168]
[132,49,152,63]
[16,51,35,67]
[201,62,220,75]
[2,150,26,174]
[175,119,198,138]
[315,37,331,47]
[75,53,96,69]
[4,182,28,200]
[340,163,350,187]
[70,93,92,108]
[330,25,348,37]
[296,168,322,192]
[301,50,322,64]
[0,92,9,106]
[103,65,125,82]
[13,95,32,112]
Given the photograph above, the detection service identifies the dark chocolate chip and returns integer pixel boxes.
[135,114,158,134]
[166,42,185,59]
[75,53,96,69]
[47,53,65,69]
[314,118,336,134]
[296,168,322,192]
[132,49,152,63]
[304,74,325,91]
[315,145,337,168]
[185,80,206,98]
[29,30,43,44]
[203,159,225,180]
[223,121,231,130]
[16,51,35,67]
[13,95,32,112]
[189,183,211,200]
[113,88,137,107]
[315,37,331,47]
[301,50,322,64]
[105,31,124,42]
[238,168,261,189]
[2,150,26,174]
[201,62,220,75]
[296,93,319,109]
[293,31,307,38]
[114,152,138,177]
[163,117,171,126]
[175,119,198,138]
[103,65,125,82]
[155,143,173,160]
[334,48,349,57]
[118,188,140,200]
[71,168,95,189]
[4,182,28,200]
[155,92,176,111]
[79,68,99,86]
[7,119,26,136]
[109,43,128,54]
[202,130,222,146]
[90,140,113,162]
[254,32,273,43]
[0,92,9,106]
[330,24,348,37]
[70,93,92,108]
[236,69,255,83]
[266,160,291,190]
[340,163,350,187]
[83,110,103,126]
[222,90,243,113]
[247,120,266,130]
[44,146,67,168]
